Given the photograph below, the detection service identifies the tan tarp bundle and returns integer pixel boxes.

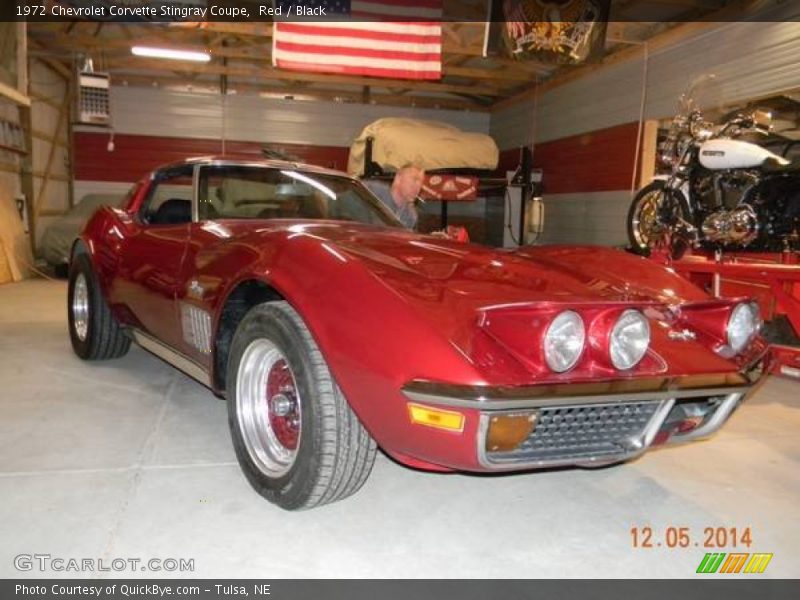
[0,178,32,284]
[347,118,499,177]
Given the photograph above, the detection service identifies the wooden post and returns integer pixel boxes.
[17,23,27,94]
[18,105,36,254]
[32,85,71,236]
[639,119,659,187]
[13,24,36,254]
[65,68,75,209]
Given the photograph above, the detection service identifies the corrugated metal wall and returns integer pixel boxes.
[74,86,490,197]
[103,86,490,144]
[73,132,350,181]
[490,11,800,246]
[489,96,536,151]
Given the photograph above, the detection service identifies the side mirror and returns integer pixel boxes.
[752,109,773,130]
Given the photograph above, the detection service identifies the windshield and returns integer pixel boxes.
[679,73,733,122]
[198,165,401,228]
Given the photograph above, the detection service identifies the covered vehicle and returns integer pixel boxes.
[67,157,767,510]
[41,194,124,275]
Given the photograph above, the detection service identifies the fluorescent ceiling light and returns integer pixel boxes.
[131,46,210,62]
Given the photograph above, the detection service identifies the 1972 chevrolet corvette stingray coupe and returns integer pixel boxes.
[68,157,767,510]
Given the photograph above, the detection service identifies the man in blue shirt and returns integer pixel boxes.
[362,164,425,229]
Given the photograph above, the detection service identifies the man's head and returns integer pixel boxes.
[391,164,425,207]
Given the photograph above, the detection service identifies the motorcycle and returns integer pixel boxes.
[627,74,800,258]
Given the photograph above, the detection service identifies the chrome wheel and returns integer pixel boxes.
[72,273,90,342]
[631,189,666,249]
[236,339,301,478]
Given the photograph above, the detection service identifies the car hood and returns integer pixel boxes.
[210,220,747,385]
[223,220,706,312]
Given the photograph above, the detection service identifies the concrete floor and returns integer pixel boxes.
[1,278,798,579]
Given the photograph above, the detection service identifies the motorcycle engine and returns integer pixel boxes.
[700,205,758,245]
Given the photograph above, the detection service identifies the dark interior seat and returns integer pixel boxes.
[151,198,191,225]
[257,207,283,219]
[299,197,326,219]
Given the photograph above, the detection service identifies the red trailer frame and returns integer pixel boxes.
[650,248,800,380]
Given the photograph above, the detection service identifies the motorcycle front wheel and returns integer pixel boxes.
[627,180,685,255]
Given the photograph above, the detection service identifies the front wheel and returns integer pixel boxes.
[227,301,377,510]
[628,180,692,257]
[628,181,674,255]
[67,253,131,360]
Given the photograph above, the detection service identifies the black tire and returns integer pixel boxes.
[67,253,131,360]
[763,315,800,346]
[227,301,377,510]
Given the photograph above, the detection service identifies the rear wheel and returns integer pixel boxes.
[227,301,377,510]
[67,253,131,360]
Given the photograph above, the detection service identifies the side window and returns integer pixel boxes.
[139,165,194,225]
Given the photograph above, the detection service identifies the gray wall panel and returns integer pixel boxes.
[538,191,631,246]
[106,87,489,146]
[490,98,536,150]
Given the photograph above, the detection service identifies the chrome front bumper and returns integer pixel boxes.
[401,372,757,471]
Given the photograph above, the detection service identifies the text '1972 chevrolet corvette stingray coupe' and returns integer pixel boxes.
[68,157,767,510]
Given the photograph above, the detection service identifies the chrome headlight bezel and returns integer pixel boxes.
[543,310,586,373]
[727,302,761,353]
[609,309,651,371]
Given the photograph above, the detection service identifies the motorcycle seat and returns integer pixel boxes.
[761,156,800,174]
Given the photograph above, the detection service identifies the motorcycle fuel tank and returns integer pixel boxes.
[699,139,788,170]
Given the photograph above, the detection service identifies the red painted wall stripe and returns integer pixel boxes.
[78,123,639,193]
[497,147,521,176]
[496,122,639,194]
[74,132,350,182]
[533,123,638,194]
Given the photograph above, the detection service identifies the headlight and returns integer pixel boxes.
[543,310,585,373]
[727,302,760,353]
[610,310,650,370]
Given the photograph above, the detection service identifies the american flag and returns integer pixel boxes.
[273,1,442,80]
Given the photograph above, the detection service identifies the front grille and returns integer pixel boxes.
[487,400,662,464]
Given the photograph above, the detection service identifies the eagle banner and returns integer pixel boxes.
[486,0,611,65]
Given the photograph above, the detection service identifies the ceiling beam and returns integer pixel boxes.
[31,28,537,88]
[105,57,503,97]
[170,20,544,67]
[27,39,72,80]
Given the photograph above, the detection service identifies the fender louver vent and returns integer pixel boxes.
[180,303,212,355]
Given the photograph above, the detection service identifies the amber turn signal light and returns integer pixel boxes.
[485,412,539,452]
[407,403,465,432]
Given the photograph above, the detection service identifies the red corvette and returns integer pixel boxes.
[68,157,767,510]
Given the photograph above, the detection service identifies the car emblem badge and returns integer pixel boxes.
[187,280,205,299]
[668,328,697,342]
